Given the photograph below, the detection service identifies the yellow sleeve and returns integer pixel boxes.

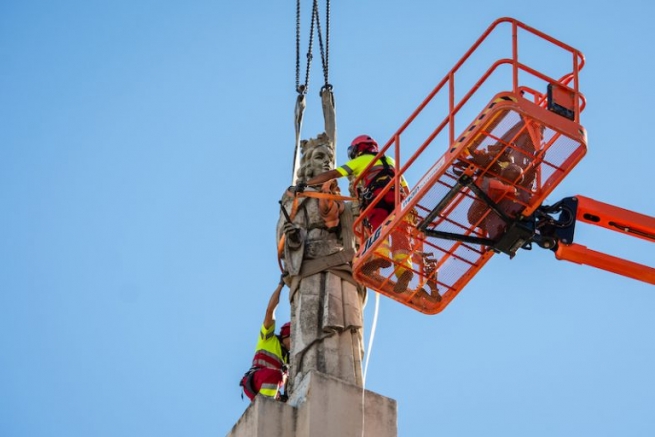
[255,323,276,352]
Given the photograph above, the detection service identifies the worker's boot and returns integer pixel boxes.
[394,270,413,293]
[425,281,441,301]
[361,240,392,275]
[361,256,392,274]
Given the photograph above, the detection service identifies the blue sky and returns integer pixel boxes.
[1,1,654,436]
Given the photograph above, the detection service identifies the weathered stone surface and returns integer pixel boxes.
[227,371,397,437]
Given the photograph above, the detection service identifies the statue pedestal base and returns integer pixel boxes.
[226,371,397,437]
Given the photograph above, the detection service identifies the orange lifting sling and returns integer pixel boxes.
[351,18,588,314]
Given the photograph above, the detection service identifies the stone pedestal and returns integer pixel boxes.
[227,371,397,437]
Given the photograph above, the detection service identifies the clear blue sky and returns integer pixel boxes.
[2,1,654,436]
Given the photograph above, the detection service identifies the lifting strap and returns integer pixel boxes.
[277,190,355,272]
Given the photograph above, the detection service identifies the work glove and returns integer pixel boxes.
[283,222,303,248]
[293,181,307,194]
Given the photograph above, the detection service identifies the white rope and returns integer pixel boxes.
[363,291,380,384]
[360,290,381,437]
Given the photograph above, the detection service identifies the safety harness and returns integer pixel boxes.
[239,367,258,400]
[239,340,289,401]
[359,155,396,209]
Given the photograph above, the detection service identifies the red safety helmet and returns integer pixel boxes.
[280,322,291,338]
[347,135,378,160]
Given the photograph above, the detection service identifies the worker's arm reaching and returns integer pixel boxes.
[300,152,411,195]
[305,169,342,186]
[263,276,286,330]
[302,167,410,197]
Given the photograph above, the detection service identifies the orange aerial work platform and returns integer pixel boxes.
[351,17,655,314]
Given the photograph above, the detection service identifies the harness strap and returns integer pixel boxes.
[240,367,258,399]
[360,155,396,208]
[370,155,394,186]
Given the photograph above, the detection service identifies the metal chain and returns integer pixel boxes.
[324,0,330,89]
[295,0,331,95]
[312,0,328,90]
[295,0,302,94]
[303,0,317,94]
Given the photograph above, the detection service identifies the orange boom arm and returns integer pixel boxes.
[552,195,655,285]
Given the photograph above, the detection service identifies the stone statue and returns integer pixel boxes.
[277,132,366,395]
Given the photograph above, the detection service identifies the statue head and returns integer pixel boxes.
[297,132,334,182]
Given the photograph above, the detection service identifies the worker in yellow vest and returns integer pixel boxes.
[300,135,414,292]
[240,277,291,401]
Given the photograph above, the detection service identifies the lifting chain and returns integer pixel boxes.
[295,0,331,96]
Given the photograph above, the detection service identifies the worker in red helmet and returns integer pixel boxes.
[299,134,415,292]
[240,276,291,402]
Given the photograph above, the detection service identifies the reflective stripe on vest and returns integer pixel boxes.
[252,349,284,370]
